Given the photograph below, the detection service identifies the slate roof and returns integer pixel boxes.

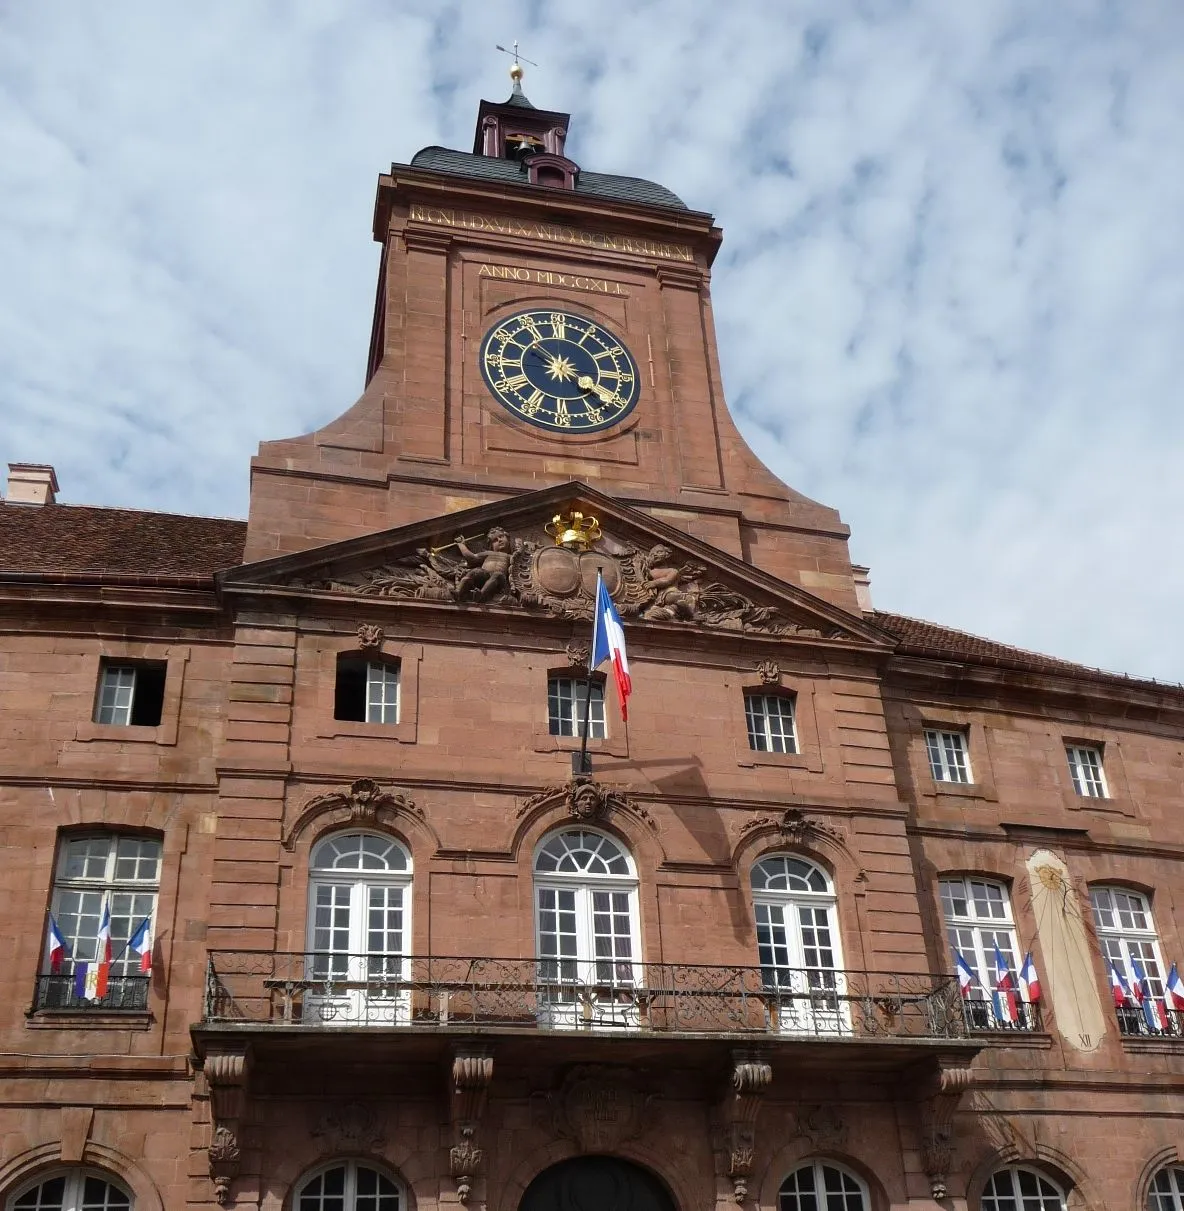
[408,146,688,211]
[0,503,246,580]
[0,502,1174,695]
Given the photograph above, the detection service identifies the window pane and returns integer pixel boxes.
[365,662,400,724]
[547,678,605,738]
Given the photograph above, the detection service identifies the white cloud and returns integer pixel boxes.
[0,1,1182,681]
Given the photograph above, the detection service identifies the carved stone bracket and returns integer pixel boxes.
[717,1050,772,1205]
[517,776,655,830]
[915,1059,975,1199]
[755,660,781,685]
[203,1044,252,1206]
[356,623,385,650]
[737,808,845,851]
[282,779,424,851]
[449,1047,494,1204]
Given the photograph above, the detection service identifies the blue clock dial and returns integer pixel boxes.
[479,309,640,433]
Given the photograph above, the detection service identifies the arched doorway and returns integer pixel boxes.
[519,1157,675,1211]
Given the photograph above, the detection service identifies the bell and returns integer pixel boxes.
[545,511,602,550]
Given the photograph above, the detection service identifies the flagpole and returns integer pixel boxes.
[576,569,603,778]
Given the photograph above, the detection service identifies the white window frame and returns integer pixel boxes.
[940,876,1030,1029]
[1090,884,1167,1033]
[44,835,161,1008]
[981,1168,1066,1211]
[1148,1166,1184,1211]
[365,661,400,724]
[547,677,606,739]
[93,660,165,726]
[752,854,847,1034]
[925,728,971,783]
[305,832,413,1026]
[779,1161,868,1211]
[1066,744,1107,798]
[8,1168,132,1210]
[744,692,798,754]
[533,828,640,1028]
[294,1159,402,1211]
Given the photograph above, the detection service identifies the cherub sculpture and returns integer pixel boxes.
[639,543,699,621]
[454,526,514,602]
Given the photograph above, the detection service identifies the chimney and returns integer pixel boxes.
[6,463,59,506]
[852,565,873,613]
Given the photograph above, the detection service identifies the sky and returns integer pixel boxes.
[1,2,1182,683]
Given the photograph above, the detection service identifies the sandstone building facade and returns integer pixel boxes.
[1,72,1183,1211]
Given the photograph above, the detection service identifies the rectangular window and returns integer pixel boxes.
[94,660,166,726]
[745,693,798,753]
[335,655,399,724]
[1066,745,1107,798]
[548,678,606,739]
[38,834,161,1012]
[925,729,971,783]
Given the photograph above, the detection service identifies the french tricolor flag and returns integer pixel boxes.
[1165,963,1184,1014]
[992,944,1018,1024]
[128,917,153,974]
[1108,959,1132,1007]
[1131,956,1168,1032]
[1019,952,1041,1004]
[954,951,976,999]
[591,573,631,722]
[75,901,113,1001]
[46,915,69,973]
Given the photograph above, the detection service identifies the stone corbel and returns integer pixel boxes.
[718,1049,772,1205]
[449,1047,494,1203]
[204,1044,253,1206]
[915,1059,974,1200]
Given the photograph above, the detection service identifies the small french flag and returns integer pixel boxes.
[45,915,68,973]
[1019,952,1041,1004]
[1131,956,1168,1031]
[1108,959,1132,1008]
[1165,963,1184,1014]
[93,900,112,999]
[590,573,632,722]
[954,951,976,999]
[128,917,153,974]
[992,944,1018,1024]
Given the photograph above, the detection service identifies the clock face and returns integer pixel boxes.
[478,309,641,433]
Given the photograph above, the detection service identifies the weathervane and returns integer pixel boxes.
[495,39,539,82]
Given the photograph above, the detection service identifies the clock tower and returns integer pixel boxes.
[245,68,863,613]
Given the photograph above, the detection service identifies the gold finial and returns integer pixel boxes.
[496,40,538,87]
[546,511,602,551]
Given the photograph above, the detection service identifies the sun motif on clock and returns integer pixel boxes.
[478,308,641,433]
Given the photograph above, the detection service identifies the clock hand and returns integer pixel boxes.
[577,375,618,404]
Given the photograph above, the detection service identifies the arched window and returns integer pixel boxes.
[779,1161,867,1211]
[1090,885,1169,1035]
[534,829,640,1028]
[306,832,412,1026]
[9,1169,131,1210]
[981,1167,1065,1211]
[752,855,846,1034]
[940,876,1034,1030]
[1148,1166,1184,1211]
[296,1160,401,1211]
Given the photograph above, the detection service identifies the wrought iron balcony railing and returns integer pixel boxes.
[1115,1004,1184,1039]
[202,952,971,1039]
[962,998,1043,1033]
[31,973,150,1013]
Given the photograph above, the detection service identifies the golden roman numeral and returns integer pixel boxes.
[554,400,572,426]
[520,388,546,416]
[519,316,543,342]
[549,313,566,341]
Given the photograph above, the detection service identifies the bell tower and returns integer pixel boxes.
[245,67,862,613]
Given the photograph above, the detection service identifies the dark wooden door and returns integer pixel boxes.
[519,1157,675,1211]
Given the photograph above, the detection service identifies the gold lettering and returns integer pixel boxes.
[520,388,546,416]
[554,400,572,426]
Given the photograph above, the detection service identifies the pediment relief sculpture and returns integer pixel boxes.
[518,777,655,830]
[291,522,850,640]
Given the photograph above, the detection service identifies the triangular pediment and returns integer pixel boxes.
[220,483,891,648]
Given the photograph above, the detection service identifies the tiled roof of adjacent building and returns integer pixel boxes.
[873,609,1180,695]
[0,503,246,580]
[407,146,689,211]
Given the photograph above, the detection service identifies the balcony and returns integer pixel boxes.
[31,973,150,1014]
[1115,1005,1184,1039]
[962,998,1043,1033]
[201,951,976,1038]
